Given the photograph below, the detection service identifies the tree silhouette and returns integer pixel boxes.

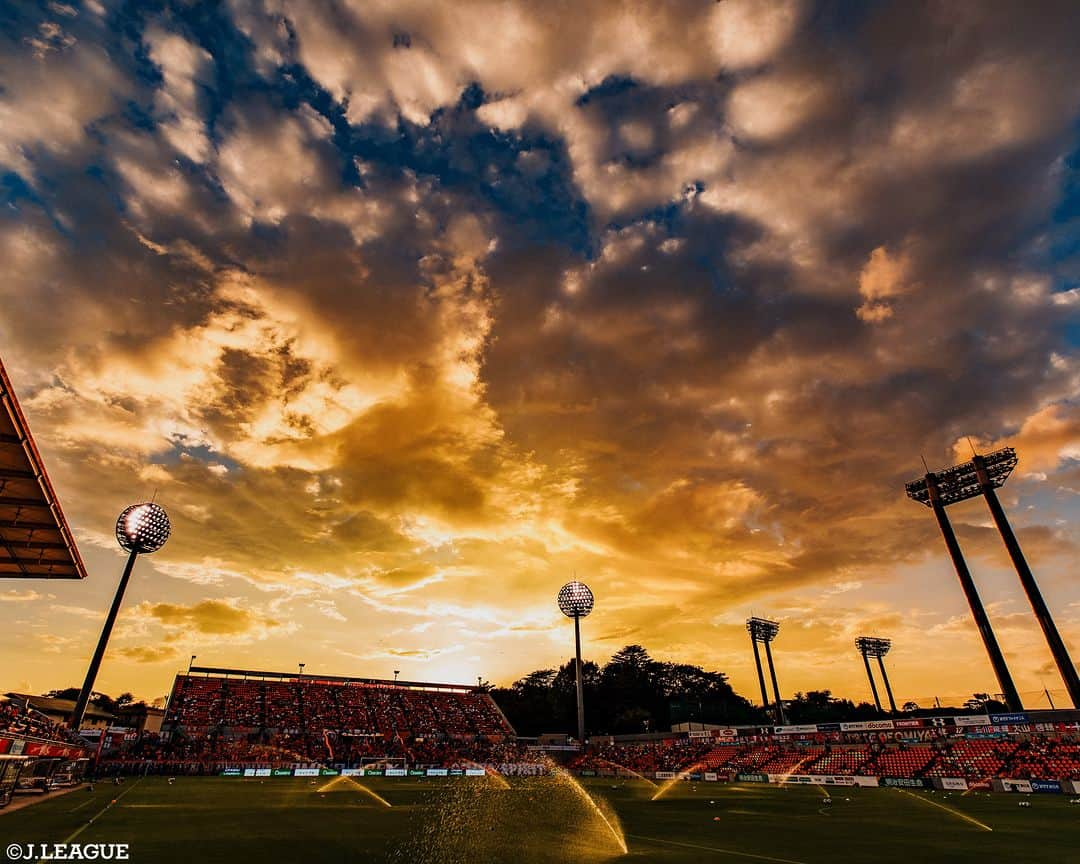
[490,644,761,736]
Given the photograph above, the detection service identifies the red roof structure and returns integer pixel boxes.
[0,358,86,579]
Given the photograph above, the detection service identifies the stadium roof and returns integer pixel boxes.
[0,358,87,580]
[184,666,478,692]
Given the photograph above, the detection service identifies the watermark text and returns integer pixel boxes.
[7,844,130,861]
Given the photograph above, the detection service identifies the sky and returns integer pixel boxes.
[0,0,1078,712]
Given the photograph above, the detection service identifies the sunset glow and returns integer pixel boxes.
[0,0,1077,711]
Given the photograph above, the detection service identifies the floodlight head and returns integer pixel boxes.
[905,447,1017,507]
[116,503,171,554]
[855,636,891,658]
[747,616,780,642]
[558,581,594,619]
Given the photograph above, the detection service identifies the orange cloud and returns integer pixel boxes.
[0,1,1077,706]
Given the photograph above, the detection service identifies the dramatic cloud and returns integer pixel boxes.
[139,599,269,635]
[145,26,214,163]
[856,246,915,323]
[0,0,1077,706]
[0,5,126,178]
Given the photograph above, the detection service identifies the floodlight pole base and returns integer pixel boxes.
[574,614,585,746]
[71,548,139,730]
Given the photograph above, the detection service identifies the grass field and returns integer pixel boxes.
[2,776,1078,863]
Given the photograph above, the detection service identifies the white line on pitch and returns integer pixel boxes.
[626,833,809,863]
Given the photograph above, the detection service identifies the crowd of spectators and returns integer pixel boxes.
[90,676,1080,783]
[570,735,1080,781]
[98,732,542,775]
[0,700,86,746]
[166,676,512,740]
[93,726,1080,781]
[572,738,723,774]
[1006,738,1080,779]
[97,678,525,772]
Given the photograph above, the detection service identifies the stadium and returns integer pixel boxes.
[3,2,1080,862]
[4,658,1080,862]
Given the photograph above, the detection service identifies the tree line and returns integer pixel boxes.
[488,644,765,736]
[487,644,1003,737]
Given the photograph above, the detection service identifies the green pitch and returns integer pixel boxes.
[1,776,1077,863]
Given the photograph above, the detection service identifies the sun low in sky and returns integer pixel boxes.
[0,0,1077,709]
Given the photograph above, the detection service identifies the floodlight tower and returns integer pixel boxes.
[906,461,1022,712]
[747,620,770,711]
[747,617,784,724]
[558,580,594,745]
[71,503,171,730]
[855,637,897,714]
[907,447,1080,709]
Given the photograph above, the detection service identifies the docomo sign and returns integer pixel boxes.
[840,720,895,732]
